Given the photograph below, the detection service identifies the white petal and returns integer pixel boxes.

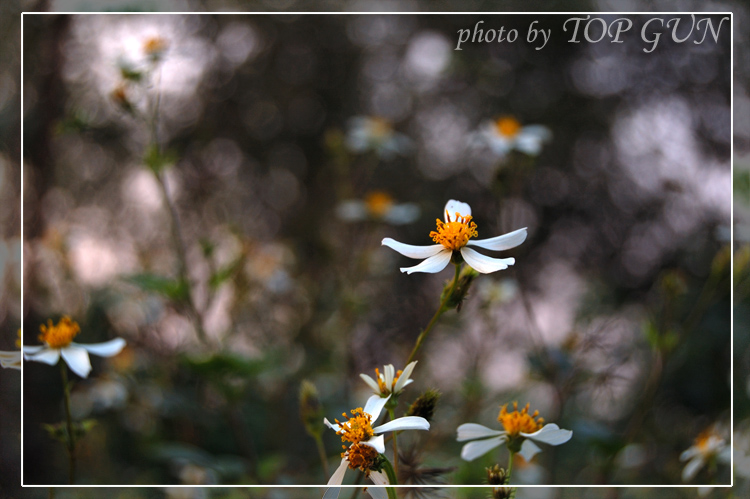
[519,439,542,462]
[718,446,732,464]
[460,436,505,461]
[680,446,700,462]
[682,456,705,482]
[22,345,44,354]
[336,201,368,222]
[0,351,20,360]
[381,238,445,260]
[25,348,60,366]
[516,126,551,155]
[324,418,341,433]
[323,488,341,499]
[467,228,528,252]
[326,458,349,486]
[384,365,395,391]
[373,416,430,434]
[444,200,472,221]
[0,353,22,370]
[369,470,389,486]
[360,374,381,393]
[366,483,388,499]
[456,423,506,442]
[400,250,452,274]
[460,247,514,274]
[382,203,420,225]
[393,361,417,393]
[521,424,573,446]
[75,338,126,357]
[364,394,390,422]
[60,346,92,378]
[362,434,386,454]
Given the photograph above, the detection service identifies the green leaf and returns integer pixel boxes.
[124,273,189,302]
[209,258,243,290]
[143,144,177,174]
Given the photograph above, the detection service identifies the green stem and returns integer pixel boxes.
[380,457,399,499]
[387,408,399,480]
[507,450,516,498]
[405,263,461,365]
[148,64,208,346]
[60,362,76,485]
[313,432,330,479]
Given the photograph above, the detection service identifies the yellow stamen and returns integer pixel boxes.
[365,191,394,218]
[335,407,379,472]
[38,316,80,349]
[374,367,404,394]
[429,212,478,251]
[143,36,168,57]
[368,117,392,139]
[495,116,522,138]
[497,402,544,437]
[16,329,21,349]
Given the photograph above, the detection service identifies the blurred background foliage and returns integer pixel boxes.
[1,1,746,498]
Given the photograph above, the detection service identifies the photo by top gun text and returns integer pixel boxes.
[455,14,731,53]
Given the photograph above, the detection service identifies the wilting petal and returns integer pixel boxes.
[682,456,705,482]
[460,247,514,274]
[444,200,472,221]
[362,434,386,454]
[0,352,22,370]
[360,374,381,394]
[373,416,429,434]
[369,470,389,486]
[366,475,389,499]
[381,238,445,260]
[22,345,45,354]
[324,418,341,432]
[327,458,349,486]
[521,424,573,446]
[364,394,390,421]
[393,361,417,393]
[456,423,506,442]
[519,439,542,462]
[60,346,92,378]
[460,436,505,461]
[400,250,452,274]
[75,338,126,358]
[467,227,527,251]
[24,348,60,366]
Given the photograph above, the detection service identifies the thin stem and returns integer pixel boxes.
[507,450,517,499]
[387,408,399,480]
[405,263,461,365]
[313,432,330,478]
[380,457,399,499]
[60,362,76,485]
[148,63,208,346]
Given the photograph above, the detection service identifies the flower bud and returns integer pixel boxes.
[442,266,479,311]
[299,380,323,437]
[405,389,440,422]
[486,464,508,485]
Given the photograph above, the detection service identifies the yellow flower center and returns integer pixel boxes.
[16,329,21,349]
[498,402,544,438]
[368,117,392,139]
[335,407,379,472]
[143,36,168,57]
[694,429,721,455]
[430,212,478,251]
[495,116,522,138]
[374,367,403,394]
[365,191,394,218]
[39,316,80,349]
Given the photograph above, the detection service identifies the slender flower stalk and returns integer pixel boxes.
[60,361,76,484]
[405,262,460,365]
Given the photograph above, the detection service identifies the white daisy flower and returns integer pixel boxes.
[382,199,527,275]
[345,116,412,159]
[360,361,417,397]
[323,394,430,498]
[0,330,22,370]
[477,116,551,157]
[457,402,572,463]
[23,317,126,379]
[336,191,420,226]
[680,427,731,482]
